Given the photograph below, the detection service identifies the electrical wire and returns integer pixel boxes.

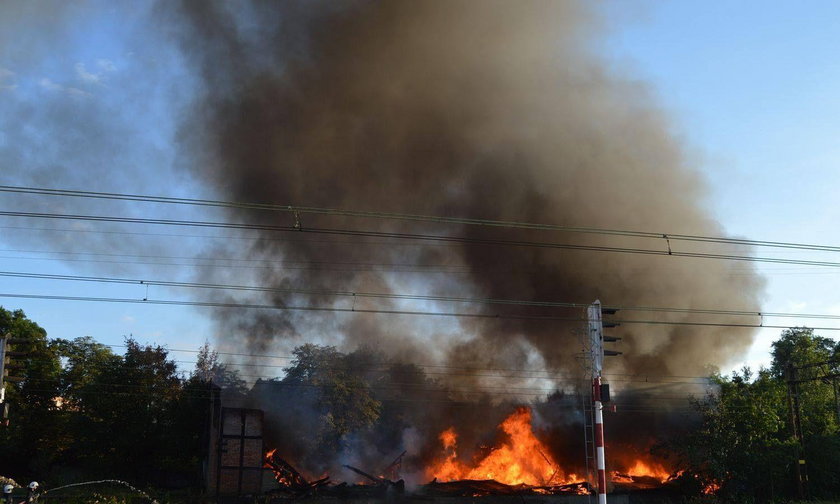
[4,269,840,321]
[11,371,719,405]
[3,291,840,331]
[0,250,472,272]
[6,209,840,269]
[5,184,840,255]
[39,343,718,381]
[15,385,704,410]
[4,353,717,385]
[7,223,840,267]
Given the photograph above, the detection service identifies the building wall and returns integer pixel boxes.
[208,406,270,496]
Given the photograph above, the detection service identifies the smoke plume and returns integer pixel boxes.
[164,0,764,384]
[0,0,767,482]
[160,2,766,475]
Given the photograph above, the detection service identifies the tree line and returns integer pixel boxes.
[0,306,243,489]
[662,327,840,501]
[2,305,840,502]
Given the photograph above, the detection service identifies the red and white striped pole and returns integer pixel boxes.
[593,375,607,504]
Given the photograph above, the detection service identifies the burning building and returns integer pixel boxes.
[166,0,763,498]
[203,344,702,499]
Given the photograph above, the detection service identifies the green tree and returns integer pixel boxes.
[0,307,63,479]
[43,337,120,477]
[771,327,840,497]
[771,327,837,377]
[256,344,381,471]
[285,344,381,440]
[667,327,840,501]
[0,309,214,490]
[109,339,183,483]
[771,327,839,436]
[670,368,794,500]
[63,337,193,485]
[192,340,246,393]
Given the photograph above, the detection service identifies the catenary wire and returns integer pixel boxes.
[6,209,840,269]
[3,292,840,331]
[3,269,840,321]
[9,223,840,265]
[13,374,718,401]
[59,343,719,380]
[5,184,840,255]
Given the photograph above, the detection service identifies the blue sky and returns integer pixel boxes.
[1,0,839,376]
[600,0,840,370]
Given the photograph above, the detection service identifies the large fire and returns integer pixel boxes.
[426,407,581,486]
[266,406,679,496]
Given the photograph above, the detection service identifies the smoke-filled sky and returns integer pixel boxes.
[1,0,840,385]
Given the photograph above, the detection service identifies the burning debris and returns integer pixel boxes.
[264,450,406,499]
[381,451,406,482]
[426,408,581,486]
[420,408,593,496]
[420,479,591,498]
[342,463,406,496]
[264,449,330,497]
[243,348,690,498]
[264,449,591,499]
[611,460,675,490]
[260,405,681,499]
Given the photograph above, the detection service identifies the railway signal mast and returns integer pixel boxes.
[0,334,30,425]
[587,300,621,504]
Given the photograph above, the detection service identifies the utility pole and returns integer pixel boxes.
[0,336,6,402]
[785,364,806,499]
[0,334,10,426]
[587,301,620,504]
[783,358,840,499]
[833,377,840,425]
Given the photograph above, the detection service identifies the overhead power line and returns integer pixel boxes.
[18,385,707,410]
[5,209,840,269]
[15,376,709,401]
[6,353,715,385]
[0,251,474,273]
[3,269,840,321]
[4,184,840,255]
[104,345,717,381]
[2,291,840,331]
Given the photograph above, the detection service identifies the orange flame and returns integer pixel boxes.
[613,459,672,483]
[264,449,292,487]
[426,407,581,486]
[703,481,721,494]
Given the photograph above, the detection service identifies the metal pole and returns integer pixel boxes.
[0,336,7,404]
[588,302,607,504]
[593,375,606,504]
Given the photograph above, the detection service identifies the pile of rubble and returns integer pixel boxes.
[263,451,591,500]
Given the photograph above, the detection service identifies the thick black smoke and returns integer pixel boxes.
[165,0,764,382]
[248,345,701,485]
[163,0,762,477]
[0,0,763,483]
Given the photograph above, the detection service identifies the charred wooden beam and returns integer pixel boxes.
[344,464,388,485]
[382,450,407,481]
[265,451,326,491]
[421,479,592,497]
